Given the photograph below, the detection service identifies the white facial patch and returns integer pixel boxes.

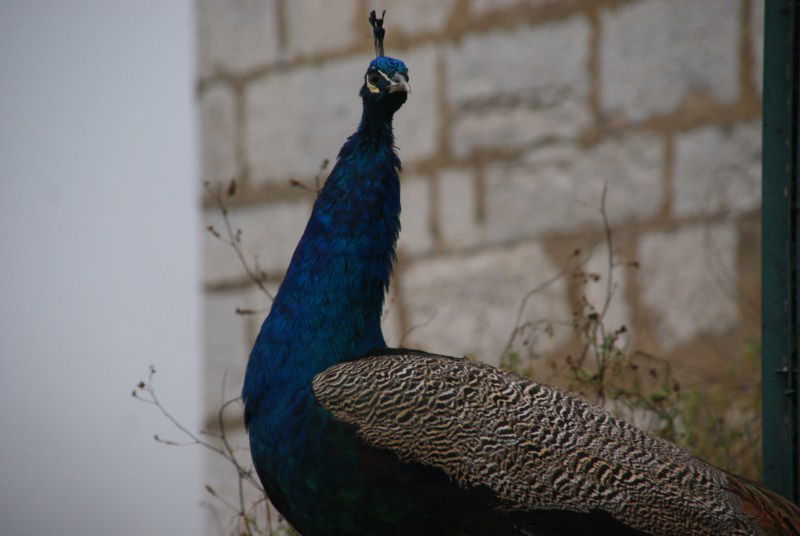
[366,76,380,93]
[365,70,393,94]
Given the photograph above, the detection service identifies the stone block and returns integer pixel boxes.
[470,0,522,15]
[393,45,440,165]
[402,242,570,366]
[450,99,590,157]
[485,134,665,242]
[245,56,365,184]
[672,121,761,217]
[202,289,255,413]
[446,17,590,156]
[368,0,455,36]
[398,174,434,256]
[197,0,280,77]
[381,283,403,347]
[286,0,359,58]
[446,17,590,105]
[438,168,484,249]
[203,199,312,284]
[470,0,555,16]
[600,0,740,121]
[638,223,739,350]
[199,83,238,183]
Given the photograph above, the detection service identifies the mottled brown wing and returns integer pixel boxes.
[726,474,800,535]
[312,350,763,536]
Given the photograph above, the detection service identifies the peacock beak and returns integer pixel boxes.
[388,75,411,94]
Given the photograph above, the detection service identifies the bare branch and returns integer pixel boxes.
[204,180,274,301]
[133,367,275,534]
[288,159,330,194]
[498,249,584,366]
[598,181,615,321]
[398,310,437,347]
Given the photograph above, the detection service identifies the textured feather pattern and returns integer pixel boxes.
[726,475,800,535]
[313,350,775,536]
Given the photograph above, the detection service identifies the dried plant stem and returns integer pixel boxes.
[204,180,274,301]
[132,367,272,535]
[498,250,584,367]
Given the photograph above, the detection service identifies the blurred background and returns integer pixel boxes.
[1,1,201,535]
[1,0,765,535]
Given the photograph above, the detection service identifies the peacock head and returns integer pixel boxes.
[360,56,410,115]
[359,10,410,117]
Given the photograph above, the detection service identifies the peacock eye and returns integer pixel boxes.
[368,72,382,85]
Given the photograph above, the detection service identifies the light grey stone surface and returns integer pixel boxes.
[600,0,740,121]
[381,284,403,347]
[200,83,238,183]
[486,135,665,241]
[446,17,590,105]
[450,100,591,157]
[393,45,440,165]
[202,289,253,411]
[447,16,590,156]
[369,0,456,36]
[245,55,365,184]
[638,223,739,350]
[470,0,557,14]
[403,242,570,366]
[203,199,312,284]
[197,0,279,77]
[673,121,761,217]
[397,176,433,256]
[438,167,484,249]
[285,0,359,58]
[470,0,521,15]
[398,174,434,256]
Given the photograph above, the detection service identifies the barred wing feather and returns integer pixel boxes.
[312,349,791,536]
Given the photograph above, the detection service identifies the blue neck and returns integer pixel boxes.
[243,109,400,419]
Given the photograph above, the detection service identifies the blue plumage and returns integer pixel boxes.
[242,56,405,422]
[242,55,428,534]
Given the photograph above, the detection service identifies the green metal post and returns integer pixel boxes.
[762,0,800,502]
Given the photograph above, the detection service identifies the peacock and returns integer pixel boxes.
[242,11,800,536]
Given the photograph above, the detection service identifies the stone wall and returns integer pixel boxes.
[197,0,763,532]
